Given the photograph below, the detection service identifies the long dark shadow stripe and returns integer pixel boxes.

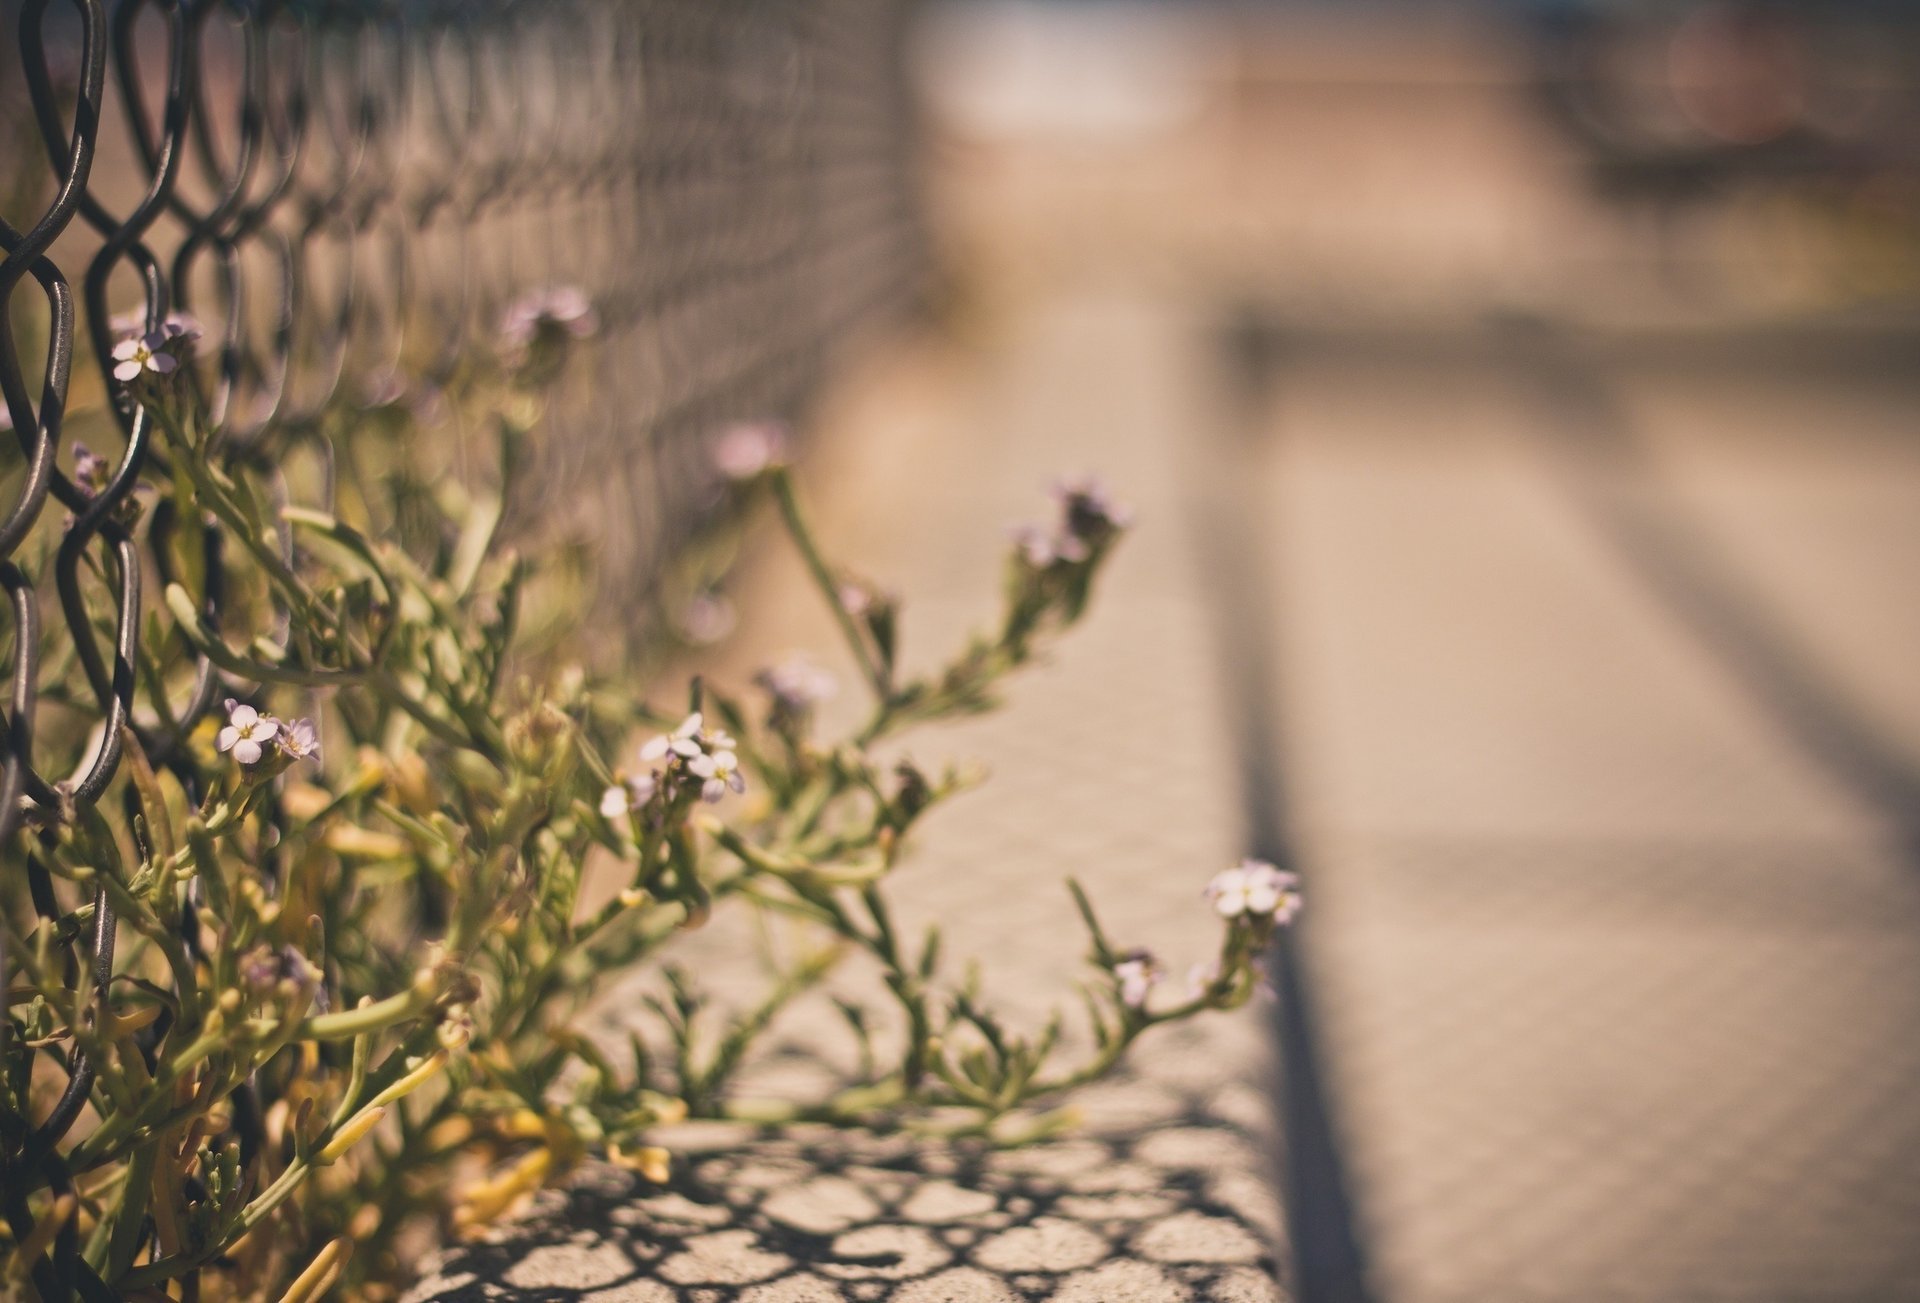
[1499,315,1920,867]
[1192,309,1377,1303]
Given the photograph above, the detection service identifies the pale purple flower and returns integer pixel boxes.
[1204,859,1302,924]
[599,772,658,819]
[241,943,323,998]
[1011,525,1056,568]
[158,311,203,344]
[1268,878,1304,926]
[681,591,737,645]
[1053,474,1132,540]
[688,749,746,803]
[111,309,201,340]
[710,421,789,481]
[500,285,598,348]
[279,718,321,763]
[71,443,111,495]
[111,332,179,383]
[756,653,837,714]
[217,699,280,766]
[636,712,738,799]
[640,712,708,763]
[838,578,899,631]
[1113,949,1161,1010]
[1010,523,1089,569]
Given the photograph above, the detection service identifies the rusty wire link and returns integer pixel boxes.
[0,0,923,1287]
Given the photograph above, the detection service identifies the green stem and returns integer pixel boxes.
[769,469,889,700]
[299,984,434,1041]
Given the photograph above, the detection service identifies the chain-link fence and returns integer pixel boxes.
[1,0,922,1285]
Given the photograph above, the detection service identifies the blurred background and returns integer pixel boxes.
[9,0,1920,1298]
[904,1,1920,1298]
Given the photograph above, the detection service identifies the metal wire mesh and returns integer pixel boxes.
[0,0,922,1278]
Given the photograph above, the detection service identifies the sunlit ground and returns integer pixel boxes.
[852,3,1920,1297]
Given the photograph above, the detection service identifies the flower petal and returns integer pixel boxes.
[1204,867,1247,901]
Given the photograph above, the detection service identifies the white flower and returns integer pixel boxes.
[640,712,707,763]
[111,332,179,383]
[1204,859,1301,923]
[635,712,737,800]
[599,772,658,818]
[688,750,745,803]
[1113,949,1160,1010]
[710,421,789,481]
[280,718,321,763]
[217,699,280,766]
